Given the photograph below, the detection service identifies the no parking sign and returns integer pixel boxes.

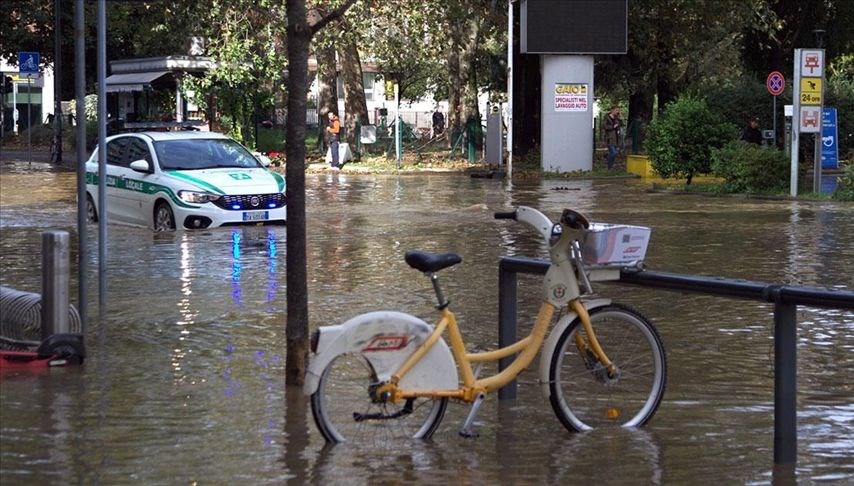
[766,71,785,96]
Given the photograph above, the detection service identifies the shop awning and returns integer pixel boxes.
[105,71,170,92]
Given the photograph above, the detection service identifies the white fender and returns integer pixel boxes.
[538,298,611,399]
[304,311,459,395]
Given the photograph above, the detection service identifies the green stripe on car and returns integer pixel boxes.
[165,171,227,195]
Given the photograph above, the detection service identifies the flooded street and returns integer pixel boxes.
[1,162,853,484]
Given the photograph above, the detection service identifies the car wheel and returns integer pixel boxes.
[86,194,98,223]
[154,202,176,231]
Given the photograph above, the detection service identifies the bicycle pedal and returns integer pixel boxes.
[459,429,480,439]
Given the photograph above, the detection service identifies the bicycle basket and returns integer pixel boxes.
[580,223,651,267]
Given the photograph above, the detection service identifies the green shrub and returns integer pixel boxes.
[711,141,791,193]
[646,96,737,184]
[833,163,854,201]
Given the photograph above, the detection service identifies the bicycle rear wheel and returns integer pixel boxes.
[548,304,666,431]
[310,351,448,444]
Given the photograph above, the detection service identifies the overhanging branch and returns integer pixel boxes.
[310,0,359,36]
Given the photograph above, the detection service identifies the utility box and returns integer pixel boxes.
[486,107,503,165]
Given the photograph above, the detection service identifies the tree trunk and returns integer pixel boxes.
[459,16,482,151]
[315,42,338,152]
[340,40,369,146]
[284,0,357,386]
[285,0,312,386]
[446,19,463,148]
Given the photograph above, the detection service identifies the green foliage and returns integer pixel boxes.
[646,96,737,184]
[832,163,854,201]
[66,94,99,122]
[711,140,791,193]
[689,75,783,135]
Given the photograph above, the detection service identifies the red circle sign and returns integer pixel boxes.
[767,71,785,96]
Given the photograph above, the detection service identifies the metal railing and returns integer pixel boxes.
[496,255,854,467]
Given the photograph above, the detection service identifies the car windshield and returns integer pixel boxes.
[153,138,263,171]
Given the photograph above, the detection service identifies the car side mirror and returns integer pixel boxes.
[129,159,152,173]
[253,152,272,167]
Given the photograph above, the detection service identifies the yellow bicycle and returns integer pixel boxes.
[305,206,667,443]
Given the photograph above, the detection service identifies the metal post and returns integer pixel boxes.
[75,0,88,333]
[41,231,70,340]
[497,264,518,400]
[772,95,777,146]
[791,49,801,197]
[53,0,63,163]
[506,0,514,178]
[773,300,797,465]
[97,0,107,307]
[27,77,32,164]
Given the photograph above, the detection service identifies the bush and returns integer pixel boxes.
[833,163,854,201]
[646,96,737,184]
[711,141,791,193]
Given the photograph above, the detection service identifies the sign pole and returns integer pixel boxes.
[27,76,31,164]
[12,79,18,134]
[773,95,777,144]
[813,63,825,193]
[790,50,801,197]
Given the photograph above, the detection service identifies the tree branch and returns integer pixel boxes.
[310,0,359,36]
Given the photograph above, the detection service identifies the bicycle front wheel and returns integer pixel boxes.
[548,304,666,431]
[310,351,448,444]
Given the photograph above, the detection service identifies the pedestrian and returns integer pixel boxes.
[603,105,622,170]
[740,117,762,145]
[326,112,340,170]
[432,108,445,138]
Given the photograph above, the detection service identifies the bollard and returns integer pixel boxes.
[41,230,70,340]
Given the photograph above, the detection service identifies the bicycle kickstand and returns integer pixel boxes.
[459,392,486,438]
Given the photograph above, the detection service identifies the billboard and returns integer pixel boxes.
[521,0,628,54]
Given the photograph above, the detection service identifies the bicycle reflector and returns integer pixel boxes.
[605,407,621,419]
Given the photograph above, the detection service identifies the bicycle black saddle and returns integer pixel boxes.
[405,251,462,273]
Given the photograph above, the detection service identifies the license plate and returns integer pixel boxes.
[243,210,268,222]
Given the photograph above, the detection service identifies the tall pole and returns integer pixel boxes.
[394,81,401,167]
[27,77,32,164]
[790,49,801,197]
[53,0,63,163]
[506,0,514,179]
[75,0,87,333]
[97,0,107,308]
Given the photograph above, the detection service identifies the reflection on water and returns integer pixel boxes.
[0,169,852,483]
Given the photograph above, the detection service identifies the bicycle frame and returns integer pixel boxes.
[381,293,617,405]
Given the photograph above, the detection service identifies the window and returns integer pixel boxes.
[125,138,152,165]
[106,138,130,167]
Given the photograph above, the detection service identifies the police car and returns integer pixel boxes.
[85,131,286,230]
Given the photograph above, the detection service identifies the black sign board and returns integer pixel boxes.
[521,0,628,54]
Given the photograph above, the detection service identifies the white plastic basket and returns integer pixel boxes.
[580,223,651,266]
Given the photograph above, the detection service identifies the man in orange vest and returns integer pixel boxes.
[326,112,341,170]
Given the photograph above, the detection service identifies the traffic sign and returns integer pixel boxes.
[821,107,838,169]
[766,71,785,96]
[17,52,40,75]
[800,50,823,77]
[800,78,822,105]
[799,107,821,133]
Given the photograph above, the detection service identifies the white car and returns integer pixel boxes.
[85,131,286,230]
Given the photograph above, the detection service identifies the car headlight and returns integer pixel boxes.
[178,190,221,204]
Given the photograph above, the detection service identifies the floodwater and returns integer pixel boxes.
[1,161,853,484]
